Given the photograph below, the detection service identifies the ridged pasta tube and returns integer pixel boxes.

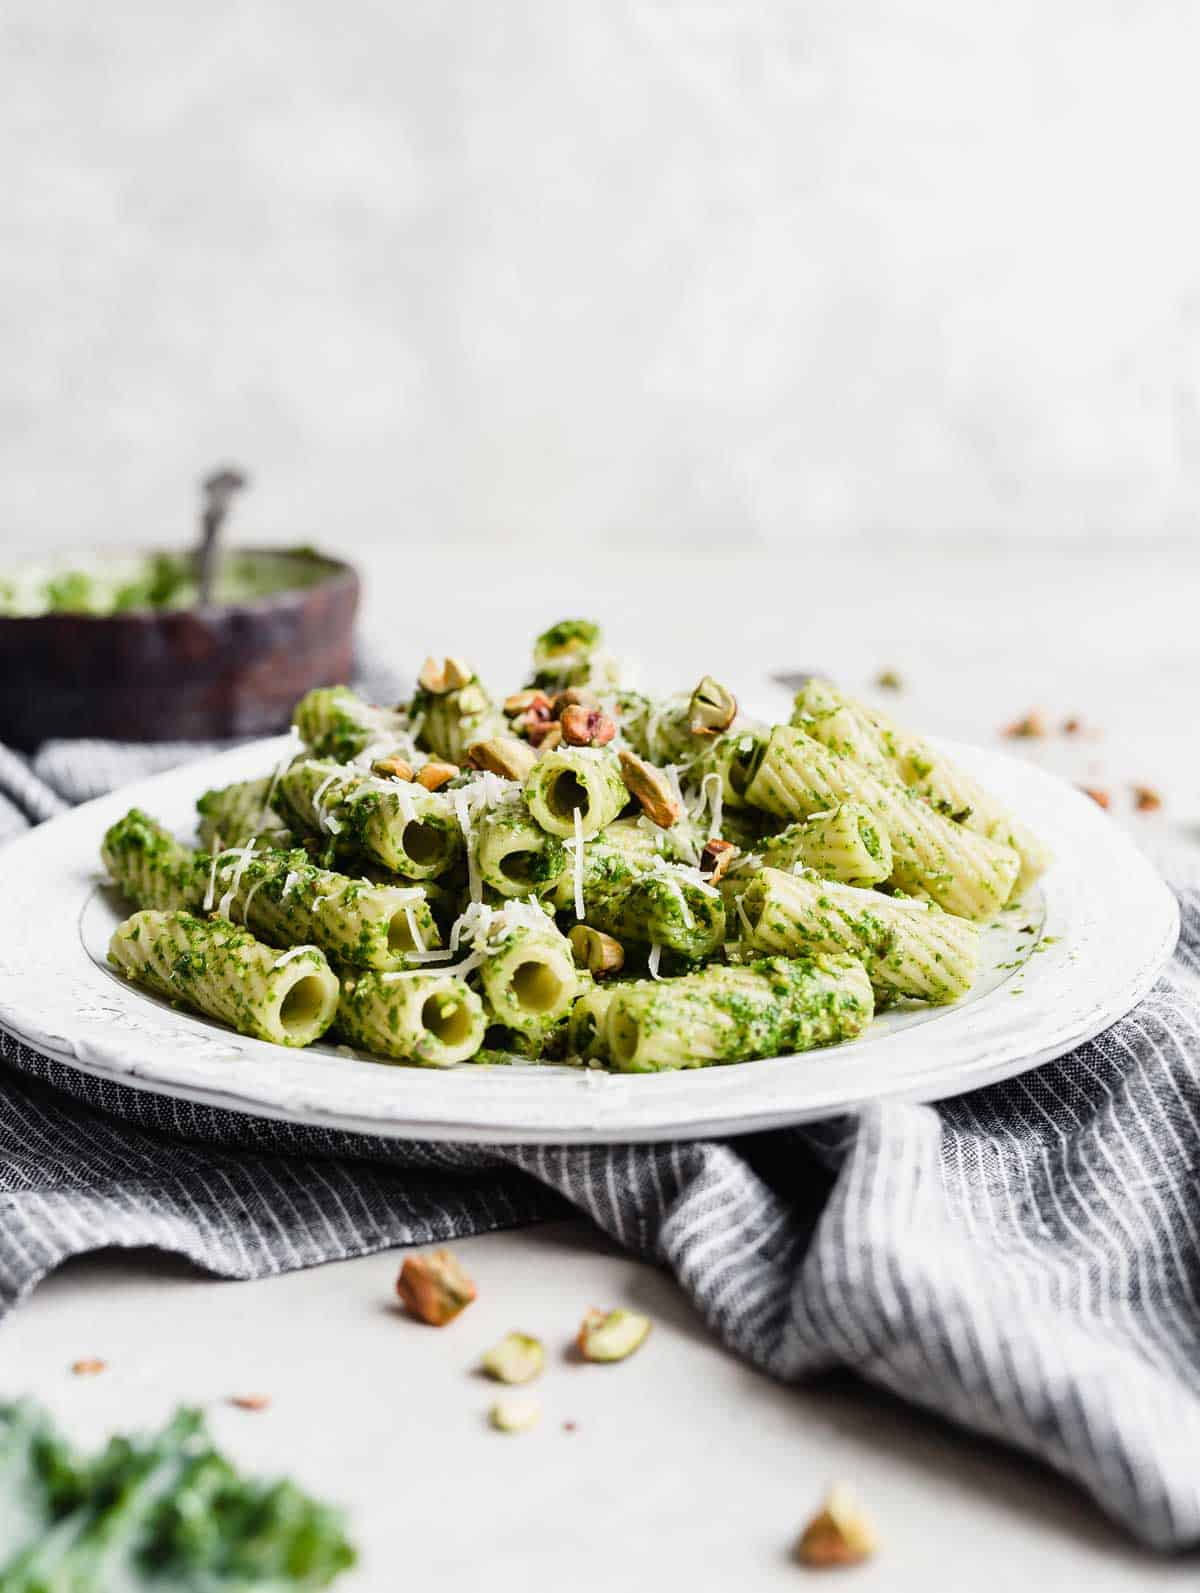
[197,776,295,852]
[530,618,606,690]
[476,908,581,1040]
[582,866,726,960]
[568,985,617,1061]
[744,727,1019,922]
[550,839,647,914]
[477,804,568,897]
[793,679,1050,891]
[102,809,203,911]
[524,748,628,839]
[604,955,873,1073]
[615,692,695,766]
[691,730,770,811]
[758,803,892,886]
[293,685,412,763]
[275,760,462,880]
[412,675,506,765]
[739,867,978,1005]
[336,970,485,1065]
[109,910,339,1047]
[203,846,441,969]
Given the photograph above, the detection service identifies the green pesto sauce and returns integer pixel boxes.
[0,549,338,617]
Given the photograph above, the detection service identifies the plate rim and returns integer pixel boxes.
[0,735,1180,1144]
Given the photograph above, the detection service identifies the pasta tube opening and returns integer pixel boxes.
[510,959,571,1014]
[546,771,588,822]
[608,1006,642,1068]
[278,973,337,1039]
[402,818,452,867]
[420,991,477,1048]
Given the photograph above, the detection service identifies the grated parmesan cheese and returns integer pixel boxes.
[701,772,723,841]
[454,788,482,903]
[382,950,484,981]
[272,944,316,969]
[216,837,258,920]
[310,771,343,832]
[403,904,427,953]
[239,874,269,926]
[203,852,221,913]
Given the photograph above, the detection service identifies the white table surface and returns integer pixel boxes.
[3,540,1199,1588]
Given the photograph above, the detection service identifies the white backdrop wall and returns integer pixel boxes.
[3,0,1199,554]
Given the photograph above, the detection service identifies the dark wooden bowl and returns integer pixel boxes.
[0,549,359,749]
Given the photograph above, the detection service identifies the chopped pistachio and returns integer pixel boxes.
[396,1248,477,1326]
[618,750,683,829]
[688,675,737,736]
[576,1307,651,1363]
[489,1395,542,1434]
[795,1483,877,1567]
[418,656,474,694]
[416,760,458,791]
[373,755,414,782]
[466,737,538,782]
[568,924,625,976]
[481,1331,545,1385]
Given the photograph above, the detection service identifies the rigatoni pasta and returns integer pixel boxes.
[101,618,1044,1070]
[109,910,339,1047]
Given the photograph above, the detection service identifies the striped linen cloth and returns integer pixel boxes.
[2,739,1200,1549]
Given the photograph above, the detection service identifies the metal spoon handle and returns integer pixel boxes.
[197,467,248,605]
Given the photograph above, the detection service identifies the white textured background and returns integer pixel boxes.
[3,1,1200,552]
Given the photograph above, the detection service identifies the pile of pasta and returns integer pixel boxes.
[101,619,1048,1073]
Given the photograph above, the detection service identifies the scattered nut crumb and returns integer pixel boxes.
[562,1420,578,1433]
[481,1332,545,1386]
[796,1483,878,1568]
[489,1395,541,1434]
[1079,786,1111,809]
[576,1307,652,1363]
[874,669,903,691]
[1133,785,1163,813]
[229,1393,272,1411]
[71,1358,106,1377]
[1061,716,1083,736]
[1001,711,1046,740]
[396,1249,477,1326]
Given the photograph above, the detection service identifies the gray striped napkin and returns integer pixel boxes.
[1,737,1198,1550]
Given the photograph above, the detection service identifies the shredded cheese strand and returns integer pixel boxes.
[216,837,258,921]
[203,853,221,913]
[403,904,427,954]
[273,944,316,968]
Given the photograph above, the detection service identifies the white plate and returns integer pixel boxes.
[0,736,1179,1144]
